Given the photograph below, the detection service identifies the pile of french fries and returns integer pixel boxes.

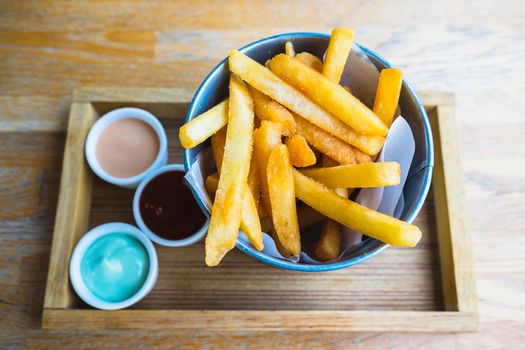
[179,28,420,267]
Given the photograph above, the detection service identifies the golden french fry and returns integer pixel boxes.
[179,100,229,148]
[316,156,346,262]
[322,28,355,83]
[285,41,295,57]
[253,121,282,216]
[206,75,255,266]
[295,52,323,72]
[315,220,342,261]
[261,204,324,232]
[268,54,388,136]
[205,172,219,194]
[229,50,383,155]
[321,156,350,197]
[250,86,296,136]
[293,170,422,247]
[247,155,261,207]
[301,162,400,189]
[285,135,316,167]
[295,115,373,165]
[374,68,403,127]
[240,187,263,251]
[267,145,301,256]
[207,172,263,250]
[211,126,227,172]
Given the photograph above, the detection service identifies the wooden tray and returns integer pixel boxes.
[42,87,478,332]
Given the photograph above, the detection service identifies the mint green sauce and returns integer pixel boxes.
[80,233,149,302]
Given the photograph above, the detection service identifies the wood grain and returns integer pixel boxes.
[43,102,97,309]
[42,309,478,332]
[1,0,524,348]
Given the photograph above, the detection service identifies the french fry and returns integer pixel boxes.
[322,28,355,83]
[240,187,263,251]
[207,175,263,250]
[315,220,342,261]
[373,68,403,127]
[205,172,219,194]
[210,132,263,251]
[295,52,323,72]
[261,204,325,232]
[253,121,282,216]
[293,170,422,247]
[267,145,301,256]
[206,75,255,266]
[285,135,316,167]
[229,50,383,155]
[285,41,295,57]
[247,155,261,207]
[301,162,400,189]
[315,156,347,262]
[179,100,229,148]
[268,54,388,136]
[211,126,227,172]
[250,86,296,136]
[295,115,373,165]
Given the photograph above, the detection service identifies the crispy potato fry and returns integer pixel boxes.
[240,187,263,251]
[293,170,422,247]
[247,155,261,207]
[179,99,229,148]
[301,162,400,189]
[315,220,342,261]
[268,54,388,136]
[261,204,324,232]
[285,135,316,167]
[316,156,346,262]
[205,172,219,194]
[250,86,295,136]
[267,145,301,256]
[229,50,383,155]
[295,115,373,165]
[253,121,282,216]
[206,172,263,250]
[322,28,355,83]
[295,52,323,72]
[206,75,255,266]
[321,156,349,197]
[374,68,403,127]
[211,126,227,172]
[285,41,295,57]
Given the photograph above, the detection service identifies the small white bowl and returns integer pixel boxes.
[133,164,210,247]
[69,222,158,310]
[85,107,168,188]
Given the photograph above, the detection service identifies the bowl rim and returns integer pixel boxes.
[183,31,433,272]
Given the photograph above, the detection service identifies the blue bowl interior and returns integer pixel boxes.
[184,33,433,272]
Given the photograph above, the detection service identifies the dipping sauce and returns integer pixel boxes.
[139,170,207,240]
[96,118,159,178]
[80,233,149,302]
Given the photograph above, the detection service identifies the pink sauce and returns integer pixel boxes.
[96,118,159,178]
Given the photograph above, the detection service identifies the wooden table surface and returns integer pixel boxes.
[1,1,524,349]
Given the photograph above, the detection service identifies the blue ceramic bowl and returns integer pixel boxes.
[183,32,433,272]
